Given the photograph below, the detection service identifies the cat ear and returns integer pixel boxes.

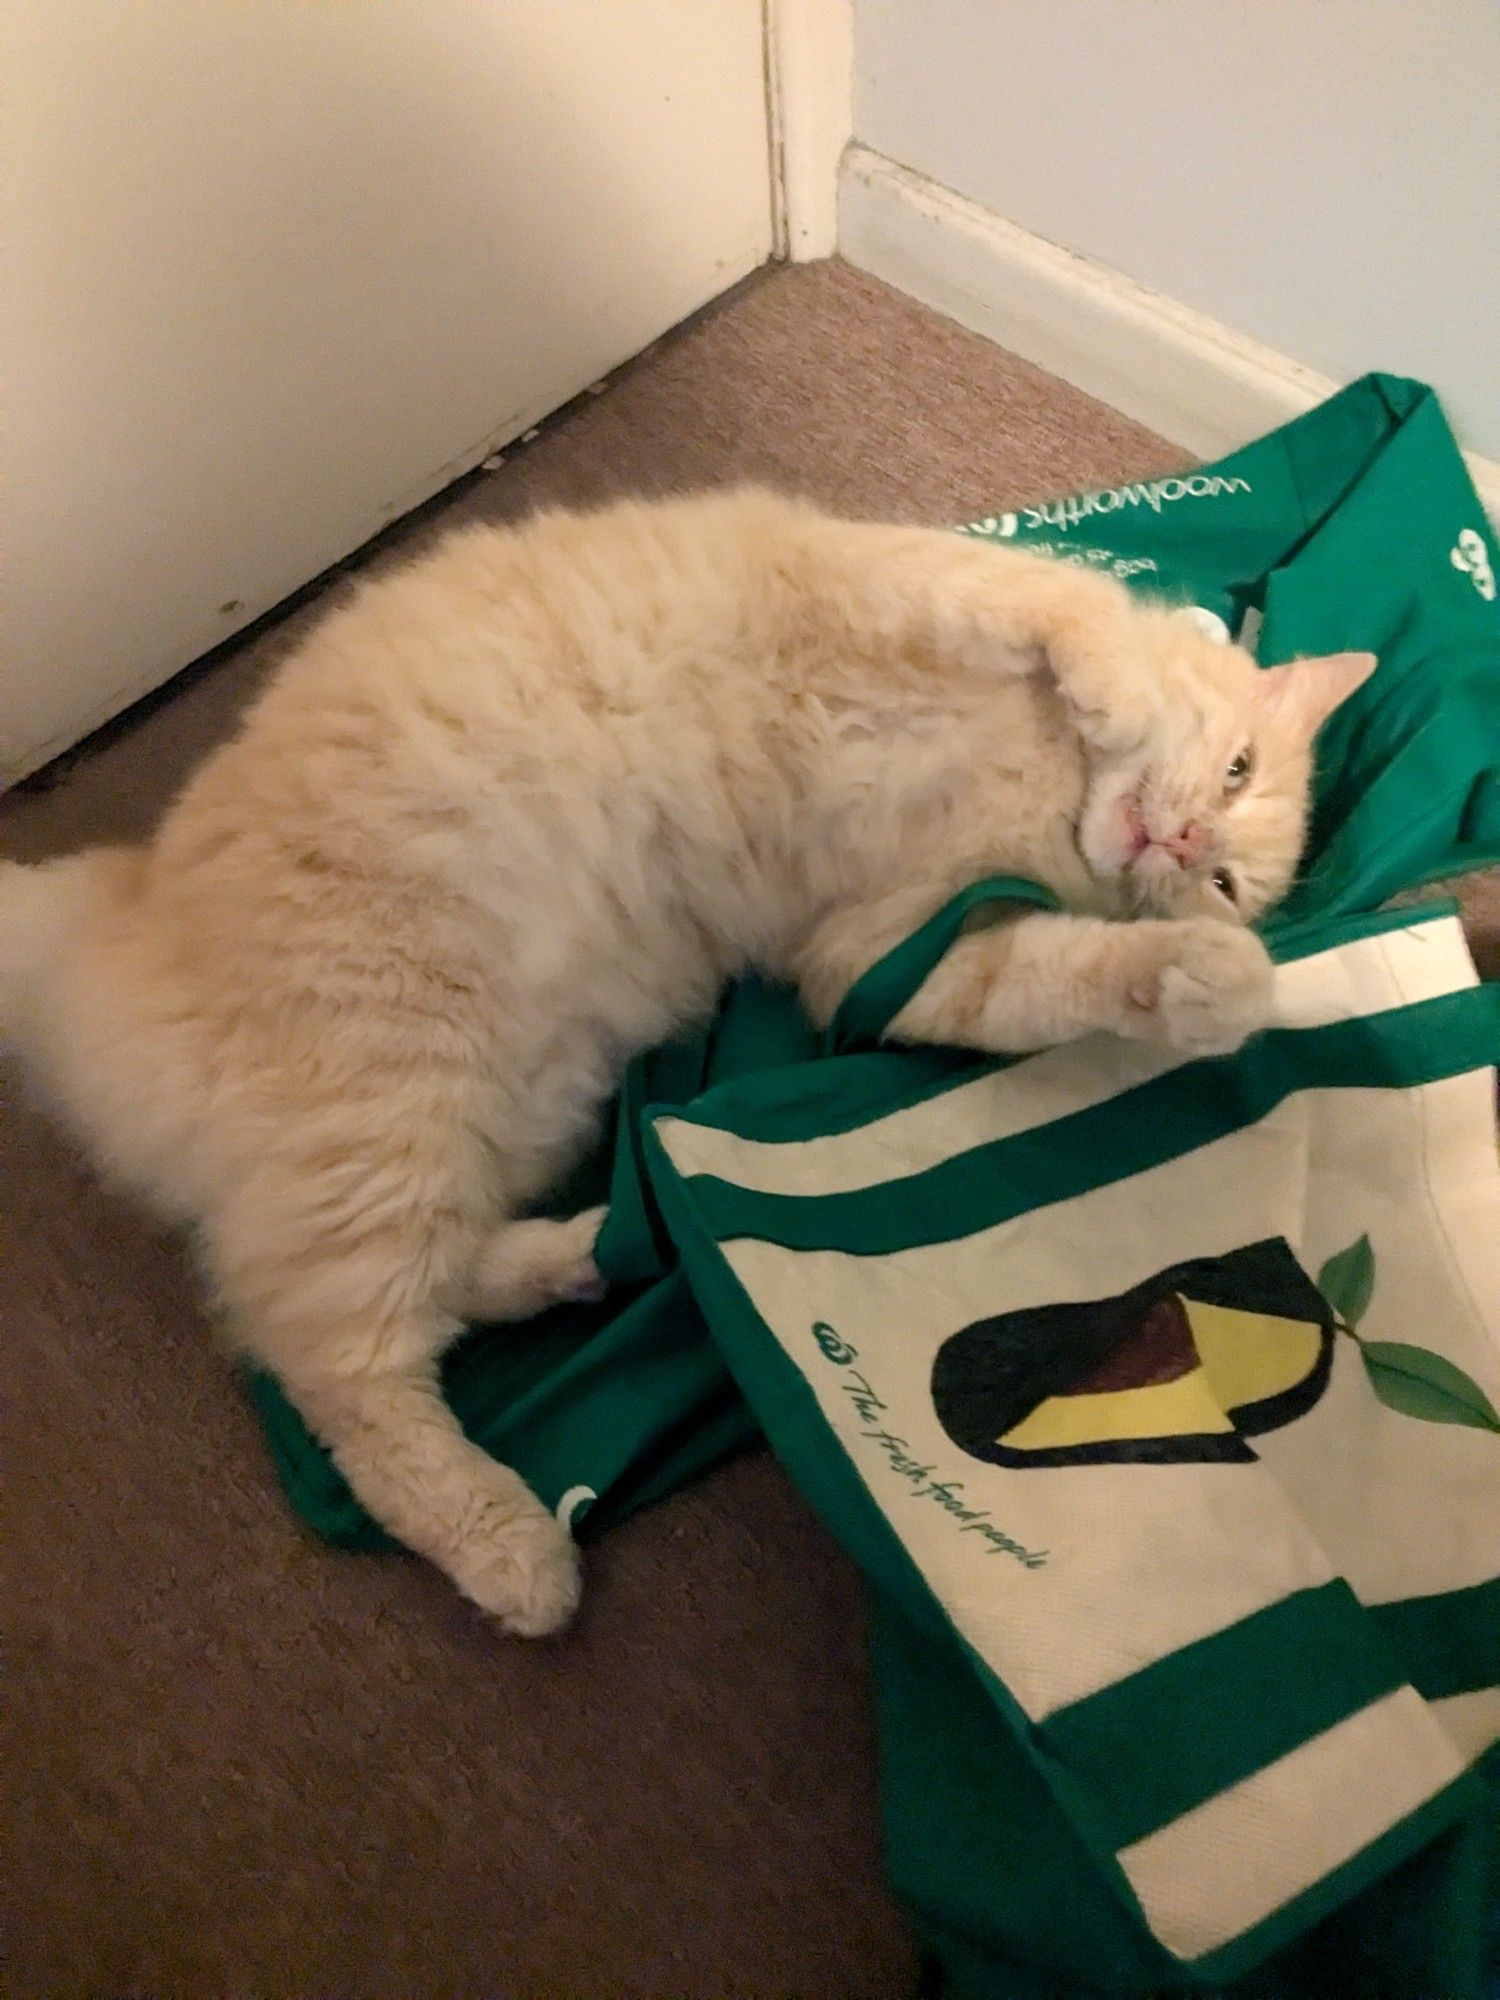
[1253,652,1377,739]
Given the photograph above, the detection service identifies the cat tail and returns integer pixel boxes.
[0,846,207,1224]
[0,849,145,1062]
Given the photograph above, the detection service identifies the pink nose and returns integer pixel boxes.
[1160,822,1211,866]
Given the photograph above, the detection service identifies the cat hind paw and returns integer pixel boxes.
[455,1500,584,1639]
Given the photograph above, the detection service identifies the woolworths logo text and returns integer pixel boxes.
[974,473,1251,539]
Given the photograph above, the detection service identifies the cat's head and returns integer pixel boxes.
[1076,615,1375,922]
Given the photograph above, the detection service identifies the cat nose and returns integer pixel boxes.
[1162,822,1211,866]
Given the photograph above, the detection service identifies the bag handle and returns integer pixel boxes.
[825,875,1060,1054]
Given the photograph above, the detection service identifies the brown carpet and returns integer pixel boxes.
[3,258,1494,2000]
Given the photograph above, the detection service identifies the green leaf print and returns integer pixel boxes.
[1317,1235,1375,1328]
[1360,1342,1500,1433]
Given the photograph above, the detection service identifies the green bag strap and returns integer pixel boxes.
[825,875,1061,1054]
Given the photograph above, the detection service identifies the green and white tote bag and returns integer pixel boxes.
[642,900,1500,1993]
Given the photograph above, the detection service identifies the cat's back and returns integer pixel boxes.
[147,491,798,938]
[192,488,793,795]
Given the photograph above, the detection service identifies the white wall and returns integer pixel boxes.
[0,1,771,781]
[853,0,1500,460]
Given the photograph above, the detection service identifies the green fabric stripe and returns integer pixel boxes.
[677,985,1500,1255]
[1039,1583,1406,1853]
[1371,1580,1500,1703]
[659,1042,986,1148]
[1259,895,1461,964]
[651,903,1463,1156]
[1185,1771,1490,1988]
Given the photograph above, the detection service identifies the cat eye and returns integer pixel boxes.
[1224,746,1254,794]
[1211,867,1237,902]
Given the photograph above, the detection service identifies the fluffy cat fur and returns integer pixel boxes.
[0,489,1372,1632]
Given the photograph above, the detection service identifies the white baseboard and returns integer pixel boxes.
[838,144,1500,526]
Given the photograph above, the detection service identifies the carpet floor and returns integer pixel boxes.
[3,258,1494,1999]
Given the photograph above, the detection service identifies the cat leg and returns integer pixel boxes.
[799,903,1272,1058]
[277,1337,583,1636]
[212,1174,582,1632]
[888,912,1273,1057]
[461,1205,608,1322]
[805,517,1159,744]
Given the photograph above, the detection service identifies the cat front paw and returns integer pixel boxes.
[1128,923,1273,1057]
[1031,584,1160,753]
[1067,679,1158,760]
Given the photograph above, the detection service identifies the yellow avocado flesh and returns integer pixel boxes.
[994,1297,1324,1452]
[1186,1300,1324,1412]
[998,1369,1233,1450]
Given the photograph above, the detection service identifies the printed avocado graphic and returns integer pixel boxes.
[931,1237,1334,1468]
